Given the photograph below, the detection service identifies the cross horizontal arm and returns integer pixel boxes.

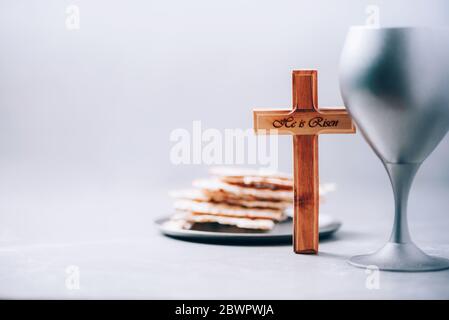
[253,108,356,135]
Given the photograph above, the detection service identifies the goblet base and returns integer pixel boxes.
[348,242,449,272]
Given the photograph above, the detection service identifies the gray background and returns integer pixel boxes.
[0,0,449,299]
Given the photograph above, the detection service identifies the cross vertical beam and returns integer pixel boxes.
[292,71,319,254]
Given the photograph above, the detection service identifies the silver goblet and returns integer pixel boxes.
[339,26,449,271]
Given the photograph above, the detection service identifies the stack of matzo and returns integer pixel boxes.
[168,167,334,232]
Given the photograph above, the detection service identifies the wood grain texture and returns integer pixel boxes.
[253,109,355,135]
[252,70,356,255]
[292,70,319,254]
[293,135,319,253]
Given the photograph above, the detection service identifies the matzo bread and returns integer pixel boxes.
[178,212,275,230]
[174,199,285,221]
[170,188,291,210]
[210,167,291,179]
[210,167,293,190]
[218,176,293,190]
[193,179,293,201]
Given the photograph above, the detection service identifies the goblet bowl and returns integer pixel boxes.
[340,26,449,271]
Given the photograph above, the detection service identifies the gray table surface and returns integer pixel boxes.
[0,181,448,299]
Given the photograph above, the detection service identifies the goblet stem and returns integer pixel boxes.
[348,161,449,271]
[384,162,419,244]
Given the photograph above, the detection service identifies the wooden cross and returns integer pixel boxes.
[253,70,355,254]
